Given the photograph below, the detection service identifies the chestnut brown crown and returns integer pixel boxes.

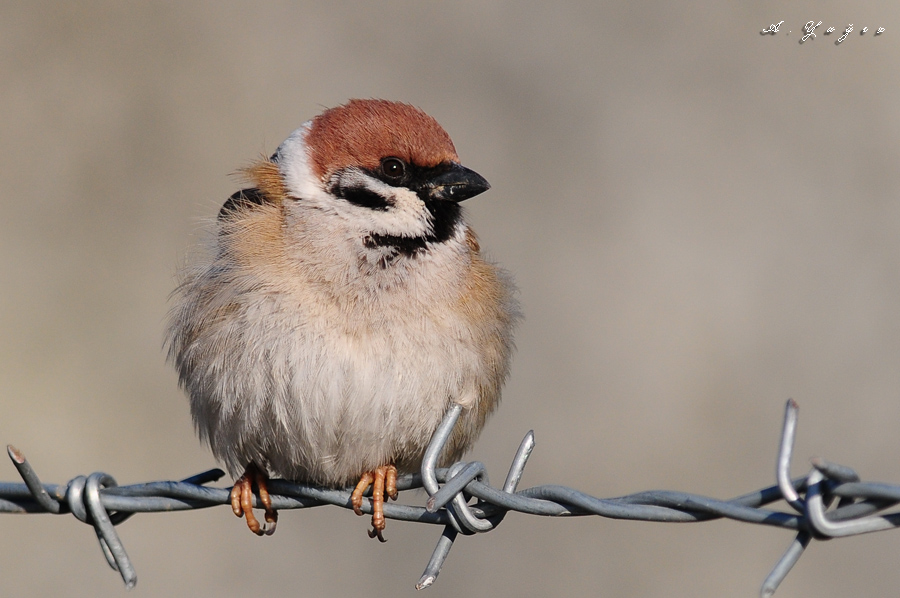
[304,99,460,179]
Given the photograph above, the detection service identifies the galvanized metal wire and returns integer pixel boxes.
[3,399,900,596]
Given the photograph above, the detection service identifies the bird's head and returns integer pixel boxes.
[273,99,490,253]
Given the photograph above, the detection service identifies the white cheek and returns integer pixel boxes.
[371,186,432,237]
[323,168,433,237]
[277,122,322,201]
[323,180,432,238]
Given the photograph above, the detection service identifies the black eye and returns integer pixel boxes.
[381,157,406,180]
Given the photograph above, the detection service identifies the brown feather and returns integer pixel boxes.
[240,159,288,203]
[305,99,459,178]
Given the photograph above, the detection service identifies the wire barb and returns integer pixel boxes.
[4,399,900,595]
[776,399,803,513]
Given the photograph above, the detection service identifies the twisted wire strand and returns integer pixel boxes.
[2,399,899,597]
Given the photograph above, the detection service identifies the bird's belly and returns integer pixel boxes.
[207,308,481,487]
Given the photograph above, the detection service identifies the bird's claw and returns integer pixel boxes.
[351,464,398,542]
[230,463,278,536]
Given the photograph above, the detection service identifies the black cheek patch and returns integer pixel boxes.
[328,174,393,211]
[339,186,392,210]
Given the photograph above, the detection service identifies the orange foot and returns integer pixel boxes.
[230,462,278,536]
[350,464,398,542]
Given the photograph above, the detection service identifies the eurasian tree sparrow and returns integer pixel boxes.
[167,99,519,540]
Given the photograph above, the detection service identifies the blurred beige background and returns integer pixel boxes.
[2,1,900,597]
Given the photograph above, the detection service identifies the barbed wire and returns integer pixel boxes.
[3,399,900,596]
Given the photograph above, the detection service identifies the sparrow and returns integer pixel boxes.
[167,99,519,540]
